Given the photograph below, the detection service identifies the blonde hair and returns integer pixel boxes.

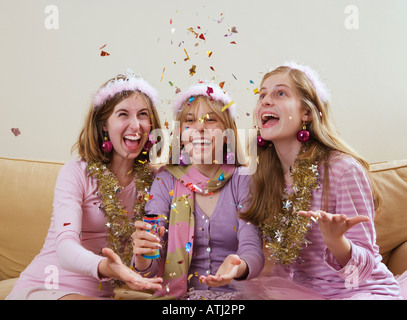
[240,66,381,226]
[72,75,161,164]
[169,95,245,167]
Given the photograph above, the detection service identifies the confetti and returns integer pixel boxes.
[209,66,215,72]
[233,226,237,232]
[100,51,110,56]
[230,26,238,34]
[206,50,213,57]
[169,190,174,196]
[164,119,169,129]
[188,96,195,104]
[250,80,254,84]
[221,101,235,112]
[218,173,225,181]
[206,86,213,99]
[199,113,209,123]
[183,48,190,61]
[199,33,206,41]
[187,27,198,37]
[188,274,193,282]
[185,242,192,253]
[63,223,71,227]
[160,67,165,81]
[99,44,107,50]
[189,65,196,76]
[230,41,237,45]
[253,88,259,94]
[219,81,225,89]
[11,128,21,136]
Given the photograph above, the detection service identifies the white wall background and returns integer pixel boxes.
[1,0,406,163]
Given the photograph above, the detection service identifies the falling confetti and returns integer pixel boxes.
[100,51,110,56]
[11,128,21,136]
[189,65,196,76]
[164,119,169,129]
[221,101,235,112]
[206,86,213,99]
[206,50,213,57]
[253,88,260,94]
[183,48,190,61]
[185,242,192,253]
[160,67,166,81]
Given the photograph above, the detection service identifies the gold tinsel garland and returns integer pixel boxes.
[87,161,154,271]
[261,144,320,265]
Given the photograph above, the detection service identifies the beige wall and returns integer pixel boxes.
[1,0,406,163]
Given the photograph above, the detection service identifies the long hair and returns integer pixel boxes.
[71,75,161,164]
[240,66,381,226]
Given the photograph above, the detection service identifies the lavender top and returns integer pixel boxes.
[141,166,265,292]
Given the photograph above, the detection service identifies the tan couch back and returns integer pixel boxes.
[0,157,63,280]
[371,160,407,276]
[0,157,406,282]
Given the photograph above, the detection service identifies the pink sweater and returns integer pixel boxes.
[280,153,401,299]
[8,160,137,299]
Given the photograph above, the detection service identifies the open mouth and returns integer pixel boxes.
[261,113,280,126]
[123,133,141,150]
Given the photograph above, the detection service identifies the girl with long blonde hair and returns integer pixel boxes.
[239,62,405,299]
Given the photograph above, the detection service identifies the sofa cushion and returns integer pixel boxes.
[371,160,407,271]
[0,158,63,280]
[387,241,407,276]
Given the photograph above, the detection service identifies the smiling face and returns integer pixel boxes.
[255,72,311,143]
[103,92,152,163]
[180,99,227,165]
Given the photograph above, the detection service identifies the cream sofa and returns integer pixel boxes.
[1,156,406,299]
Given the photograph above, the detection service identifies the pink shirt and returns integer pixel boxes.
[8,160,137,299]
[280,152,401,299]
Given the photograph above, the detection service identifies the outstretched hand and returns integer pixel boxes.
[99,248,163,291]
[298,210,370,266]
[199,254,246,287]
[298,210,369,243]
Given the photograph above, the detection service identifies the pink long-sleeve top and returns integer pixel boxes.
[8,160,137,299]
[281,152,401,299]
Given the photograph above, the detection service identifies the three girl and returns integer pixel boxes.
[8,63,406,300]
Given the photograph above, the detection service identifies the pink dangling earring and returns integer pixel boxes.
[296,123,310,143]
[257,135,270,148]
[101,131,113,153]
